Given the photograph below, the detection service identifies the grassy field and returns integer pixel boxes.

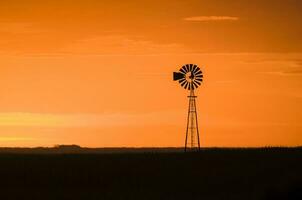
[0,147,301,200]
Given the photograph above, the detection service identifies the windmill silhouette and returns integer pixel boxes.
[173,64,203,151]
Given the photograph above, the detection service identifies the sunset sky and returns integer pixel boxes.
[0,0,301,147]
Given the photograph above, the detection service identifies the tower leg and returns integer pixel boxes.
[194,96,201,151]
[185,98,190,152]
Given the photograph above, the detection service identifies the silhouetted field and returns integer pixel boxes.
[0,147,301,200]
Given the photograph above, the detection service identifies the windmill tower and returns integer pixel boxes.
[173,64,203,152]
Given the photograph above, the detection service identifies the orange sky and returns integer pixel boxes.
[0,0,301,147]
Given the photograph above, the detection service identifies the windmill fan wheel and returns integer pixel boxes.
[173,64,203,90]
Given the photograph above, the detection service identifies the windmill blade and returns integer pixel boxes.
[185,64,190,73]
[181,65,188,74]
[191,82,196,90]
[193,67,201,74]
[184,82,188,89]
[196,69,202,73]
[195,71,202,76]
[193,81,199,89]
[179,78,186,84]
[192,65,199,74]
[188,82,192,90]
[189,64,193,72]
[194,80,202,85]
[179,67,186,74]
[195,74,203,78]
[181,80,187,87]
[184,65,189,73]
[191,82,195,90]
[187,64,192,72]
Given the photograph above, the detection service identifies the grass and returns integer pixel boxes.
[0,147,301,199]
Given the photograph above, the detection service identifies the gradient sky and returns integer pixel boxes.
[0,0,301,147]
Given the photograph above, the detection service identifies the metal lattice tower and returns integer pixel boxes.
[185,89,200,151]
[173,64,203,152]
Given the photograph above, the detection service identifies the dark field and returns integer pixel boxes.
[1,147,301,200]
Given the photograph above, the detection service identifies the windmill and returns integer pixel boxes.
[173,64,203,151]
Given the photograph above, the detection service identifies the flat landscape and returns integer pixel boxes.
[0,147,301,200]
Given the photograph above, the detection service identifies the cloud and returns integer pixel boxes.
[0,137,37,141]
[184,16,239,22]
[295,59,302,67]
[258,59,302,76]
[0,111,183,128]
[263,70,302,76]
[282,69,302,75]
[60,35,191,55]
[0,22,38,34]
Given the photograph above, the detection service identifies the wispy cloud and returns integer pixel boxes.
[60,35,191,55]
[258,59,302,76]
[0,137,37,141]
[262,70,302,76]
[0,111,183,128]
[183,16,239,22]
[0,22,37,34]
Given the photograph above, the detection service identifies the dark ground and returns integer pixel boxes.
[0,147,301,200]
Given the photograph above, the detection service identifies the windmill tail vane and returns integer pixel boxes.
[173,64,203,152]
